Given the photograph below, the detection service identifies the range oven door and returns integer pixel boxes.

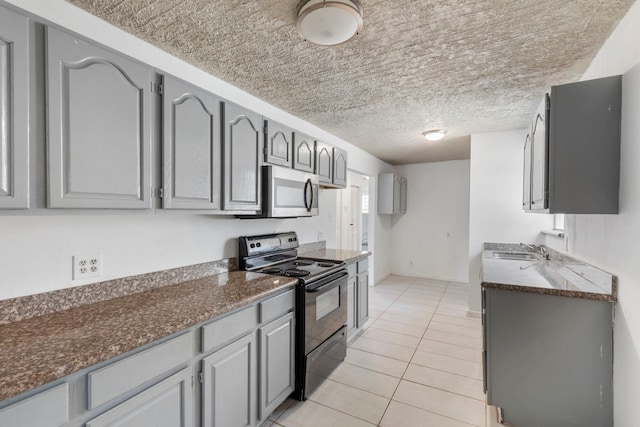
[263,165,319,217]
[304,271,348,355]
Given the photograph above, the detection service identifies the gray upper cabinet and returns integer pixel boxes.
[222,102,262,212]
[46,27,153,209]
[400,177,407,214]
[530,96,548,210]
[378,172,406,214]
[524,76,622,214]
[522,128,532,210]
[315,140,333,185]
[292,131,315,173]
[162,75,221,210]
[263,119,293,168]
[332,147,347,187]
[0,6,29,209]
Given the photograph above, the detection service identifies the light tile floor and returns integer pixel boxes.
[262,275,488,427]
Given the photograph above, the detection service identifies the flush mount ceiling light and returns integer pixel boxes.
[296,0,363,46]
[422,129,447,141]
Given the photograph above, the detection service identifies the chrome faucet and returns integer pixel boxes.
[520,243,550,260]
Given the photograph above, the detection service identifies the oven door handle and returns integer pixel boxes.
[306,271,348,293]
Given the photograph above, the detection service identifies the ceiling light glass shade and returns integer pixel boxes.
[422,130,447,141]
[296,0,363,46]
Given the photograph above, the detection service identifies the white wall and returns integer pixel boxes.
[0,0,393,299]
[559,1,640,424]
[467,131,554,312]
[391,161,470,282]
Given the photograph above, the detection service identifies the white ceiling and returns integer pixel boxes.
[67,0,634,165]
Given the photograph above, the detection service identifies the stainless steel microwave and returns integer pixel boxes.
[262,165,319,217]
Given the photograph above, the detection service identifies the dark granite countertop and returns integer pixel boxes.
[481,244,616,302]
[0,271,297,402]
[298,248,370,264]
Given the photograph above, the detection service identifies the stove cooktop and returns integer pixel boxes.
[257,259,343,280]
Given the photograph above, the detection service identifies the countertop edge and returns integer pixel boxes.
[481,281,617,302]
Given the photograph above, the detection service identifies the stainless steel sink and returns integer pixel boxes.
[492,251,539,261]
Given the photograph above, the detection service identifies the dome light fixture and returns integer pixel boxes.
[296,0,363,46]
[422,129,447,141]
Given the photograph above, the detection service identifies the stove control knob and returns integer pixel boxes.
[288,238,293,242]
[250,243,255,248]
[256,243,261,247]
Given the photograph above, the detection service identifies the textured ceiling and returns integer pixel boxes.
[67,0,634,165]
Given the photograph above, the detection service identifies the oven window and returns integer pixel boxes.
[316,287,340,320]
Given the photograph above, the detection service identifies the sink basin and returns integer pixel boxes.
[491,251,539,261]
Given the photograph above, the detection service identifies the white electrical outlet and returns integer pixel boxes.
[73,254,102,280]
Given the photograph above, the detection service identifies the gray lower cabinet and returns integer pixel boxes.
[483,287,613,427]
[259,312,295,420]
[0,383,69,427]
[222,102,263,212]
[202,333,256,427]
[264,119,293,168]
[86,368,194,427]
[356,271,369,327]
[346,276,357,336]
[0,5,29,209]
[46,27,154,209]
[292,132,315,173]
[346,256,370,341]
[162,74,221,210]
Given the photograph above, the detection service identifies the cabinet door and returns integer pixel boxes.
[356,272,369,327]
[202,333,256,427]
[347,277,356,333]
[393,175,402,213]
[400,177,407,214]
[315,141,332,185]
[222,102,262,211]
[259,313,294,421]
[530,95,549,210]
[522,130,532,210]
[264,119,292,168]
[162,75,221,210]
[46,27,153,209]
[86,368,194,427]
[0,6,29,209]
[292,131,314,172]
[332,147,347,187]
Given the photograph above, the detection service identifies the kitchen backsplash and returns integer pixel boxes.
[0,258,236,324]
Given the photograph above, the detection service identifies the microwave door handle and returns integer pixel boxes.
[304,178,313,212]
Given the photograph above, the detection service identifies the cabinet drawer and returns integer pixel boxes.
[357,257,369,273]
[0,383,68,427]
[347,262,357,279]
[202,305,258,353]
[88,332,193,409]
[260,289,295,324]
